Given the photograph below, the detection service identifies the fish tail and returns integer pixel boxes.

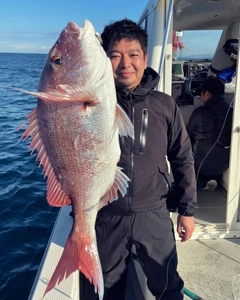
[42,232,104,300]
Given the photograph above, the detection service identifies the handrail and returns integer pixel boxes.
[158,0,174,84]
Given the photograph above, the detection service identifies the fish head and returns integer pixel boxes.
[38,20,112,101]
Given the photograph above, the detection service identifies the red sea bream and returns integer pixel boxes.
[17,20,134,299]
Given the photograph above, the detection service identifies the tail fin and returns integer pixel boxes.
[43,232,104,300]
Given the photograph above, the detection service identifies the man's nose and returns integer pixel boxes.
[119,55,131,68]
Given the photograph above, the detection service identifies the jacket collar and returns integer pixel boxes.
[116,67,159,102]
[205,95,225,106]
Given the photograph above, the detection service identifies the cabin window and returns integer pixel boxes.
[176,30,222,61]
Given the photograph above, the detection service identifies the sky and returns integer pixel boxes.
[0,0,147,54]
[0,0,222,57]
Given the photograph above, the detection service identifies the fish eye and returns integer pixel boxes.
[51,56,62,67]
[95,32,103,45]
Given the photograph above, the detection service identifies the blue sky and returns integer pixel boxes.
[0,0,222,57]
[0,0,147,54]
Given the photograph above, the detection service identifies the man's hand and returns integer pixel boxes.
[177,215,195,242]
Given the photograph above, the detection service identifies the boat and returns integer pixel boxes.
[28,1,240,299]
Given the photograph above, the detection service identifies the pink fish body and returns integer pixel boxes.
[18,20,134,299]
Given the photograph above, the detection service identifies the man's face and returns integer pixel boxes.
[107,38,148,91]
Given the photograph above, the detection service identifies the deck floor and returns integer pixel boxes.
[176,179,240,300]
[177,238,240,300]
[194,177,227,224]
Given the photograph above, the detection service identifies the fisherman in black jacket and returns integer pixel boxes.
[186,76,233,191]
[92,19,198,300]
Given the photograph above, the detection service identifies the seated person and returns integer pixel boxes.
[186,76,233,191]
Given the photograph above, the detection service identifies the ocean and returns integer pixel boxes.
[0,53,59,300]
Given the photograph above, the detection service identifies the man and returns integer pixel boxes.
[92,19,198,300]
[186,76,233,191]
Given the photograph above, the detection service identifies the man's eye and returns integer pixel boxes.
[111,55,120,59]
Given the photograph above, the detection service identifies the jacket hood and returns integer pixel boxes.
[116,67,160,102]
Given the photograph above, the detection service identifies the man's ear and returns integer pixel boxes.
[206,91,212,99]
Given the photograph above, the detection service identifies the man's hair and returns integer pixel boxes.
[101,19,148,54]
[200,76,225,96]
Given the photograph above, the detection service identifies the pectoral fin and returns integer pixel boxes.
[11,83,99,105]
[116,104,134,139]
[99,166,130,209]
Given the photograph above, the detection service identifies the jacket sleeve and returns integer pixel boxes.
[166,100,198,216]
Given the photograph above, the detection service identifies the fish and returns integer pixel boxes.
[17,20,134,299]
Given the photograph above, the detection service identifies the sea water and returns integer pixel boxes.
[0,53,59,300]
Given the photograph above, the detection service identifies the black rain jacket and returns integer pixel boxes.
[186,95,233,176]
[99,67,198,216]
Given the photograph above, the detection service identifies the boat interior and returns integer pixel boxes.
[137,0,240,240]
[171,3,240,239]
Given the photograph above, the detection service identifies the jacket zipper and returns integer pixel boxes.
[128,93,134,211]
[139,108,148,154]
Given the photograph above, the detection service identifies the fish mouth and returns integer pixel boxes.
[66,21,80,39]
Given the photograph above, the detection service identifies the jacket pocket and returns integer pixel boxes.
[157,164,171,198]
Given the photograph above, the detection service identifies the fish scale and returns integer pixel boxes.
[16,20,134,299]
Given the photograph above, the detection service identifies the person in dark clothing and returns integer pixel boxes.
[87,19,198,300]
[186,76,233,191]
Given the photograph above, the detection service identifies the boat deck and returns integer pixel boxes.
[172,179,239,299]
[29,180,240,300]
[127,237,240,300]
[177,237,240,300]
[173,179,240,300]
